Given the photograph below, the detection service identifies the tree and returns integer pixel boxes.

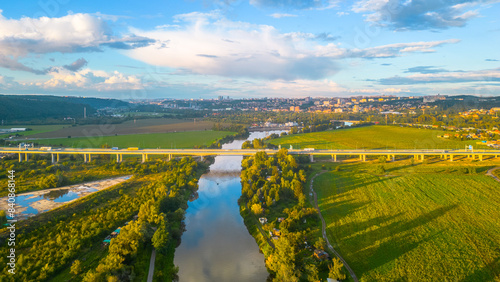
[304,263,320,282]
[71,260,82,276]
[251,203,263,215]
[266,237,300,282]
[314,237,326,251]
[152,218,170,252]
[328,257,346,281]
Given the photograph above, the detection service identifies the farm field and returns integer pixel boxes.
[24,118,218,138]
[269,125,488,150]
[0,124,70,138]
[311,161,500,281]
[31,130,236,148]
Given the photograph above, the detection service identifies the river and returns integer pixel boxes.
[174,131,284,282]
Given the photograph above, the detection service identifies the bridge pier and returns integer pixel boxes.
[420,154,424,161]
[18,153,23,162]
[141,154,146,163]
[168,154,172,161]
[51,154,55,164]
[479,155,483,161]
[200,155,204,161]
[362,155,366,162]
[84,154,87,163]
[391,155,395,162]
[89,154,92,162]
[332,154,337,162]
[57,153,60,162]
[310,154,314,162]
[450,155,454,162]
[25,153,28,161]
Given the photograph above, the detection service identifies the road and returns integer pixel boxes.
[147,248,156,282]
[309,172,359,282]
[486,167,500,182]
[1,146,499,157]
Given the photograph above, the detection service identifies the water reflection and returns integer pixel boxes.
[175,131,283,282]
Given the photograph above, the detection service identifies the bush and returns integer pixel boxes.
[375,165,386,175]
[378,156,387,163]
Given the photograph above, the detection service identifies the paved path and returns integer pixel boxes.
[309,172,359,282]
[486,167,500,182]
[147,248,156,282]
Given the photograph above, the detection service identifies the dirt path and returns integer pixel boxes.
[486,167,500,182]
[147,248,156,282]
[309,171,359,282]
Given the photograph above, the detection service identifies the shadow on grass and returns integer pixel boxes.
[459,255,500,282]
[341,204,458,277]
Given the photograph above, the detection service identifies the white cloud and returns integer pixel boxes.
[352,0,500,30]
[0,11,154,74]
[41,68,143,91]
[270,13,298,18]
[126,12,458,81]
[379,68,500,85]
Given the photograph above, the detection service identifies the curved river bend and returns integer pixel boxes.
[174,131,283,281]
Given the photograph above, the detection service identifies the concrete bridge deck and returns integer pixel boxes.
[1,147,499,163]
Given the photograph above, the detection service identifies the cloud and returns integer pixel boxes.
[485,58,499,61]
[0,54,47,74]
[0,11,155,73]
[316,39,460,59]
[314,32,341,42]
[127,12,341,80]
[250,0,326,9]
[405,66,451,74]
[127,12,457,80]
[270,13,298,18]
[352,0,499,30]
[63,58,88,72]
[41,67,143,91]
[379,68,500,85]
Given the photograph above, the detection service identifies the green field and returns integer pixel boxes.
[0,124,69,138]
[270,125,488,150]
[311,162,500,281]
[31,130,236,148]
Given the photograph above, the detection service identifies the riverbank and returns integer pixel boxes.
[238,149,344,281]
[0,176,131,221]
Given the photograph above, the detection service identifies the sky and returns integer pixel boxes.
[0,0,499,99]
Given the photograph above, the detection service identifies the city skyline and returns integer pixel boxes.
[0,0,499,99]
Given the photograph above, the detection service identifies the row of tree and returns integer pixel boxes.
[0,157,202,281]
[240,149,346,281]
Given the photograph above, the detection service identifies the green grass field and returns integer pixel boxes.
[31,130,236,148]
[0,124,69,138]
[270,125,488,150]
[311,161,500,281]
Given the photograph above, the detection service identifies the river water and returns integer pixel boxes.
[174,131,283,282]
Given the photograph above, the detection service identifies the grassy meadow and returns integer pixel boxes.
[31,130,236,148]
[308,160,500,281]
[270,125,488,150]
[0,124,70,138]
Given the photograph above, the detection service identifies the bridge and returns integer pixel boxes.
[1,147,499,163]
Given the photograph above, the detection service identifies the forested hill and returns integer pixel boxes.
[0,95,130,121]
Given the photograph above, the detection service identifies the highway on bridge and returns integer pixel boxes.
[1,146,499,163]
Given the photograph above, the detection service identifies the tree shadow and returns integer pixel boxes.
[338,204,458,277]
[459,255,499,281]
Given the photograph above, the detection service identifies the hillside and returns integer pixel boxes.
[0,95,129,121]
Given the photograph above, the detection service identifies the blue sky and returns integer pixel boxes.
[0,0,499,99]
